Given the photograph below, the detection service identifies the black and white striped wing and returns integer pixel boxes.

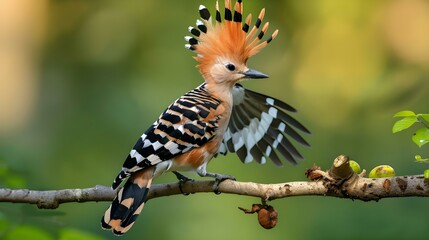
[217,84,310,166]
[112,84,221,189]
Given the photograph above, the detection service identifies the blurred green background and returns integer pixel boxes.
[1,0,429,239]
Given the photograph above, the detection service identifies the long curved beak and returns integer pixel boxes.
[243,68,269,79]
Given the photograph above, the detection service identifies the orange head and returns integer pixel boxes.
[185,0,278,86]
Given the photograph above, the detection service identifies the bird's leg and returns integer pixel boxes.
[172,171,194,196]
[196,167,236,194]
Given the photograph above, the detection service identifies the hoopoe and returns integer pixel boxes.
[101,0,310,235]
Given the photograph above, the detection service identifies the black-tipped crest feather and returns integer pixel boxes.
[184,1,278,57]
[199,5,211,20]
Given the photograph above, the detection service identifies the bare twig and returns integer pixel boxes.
[0,155,428,209]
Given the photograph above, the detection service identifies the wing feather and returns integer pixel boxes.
[113,84,221,189]
[216,84,310,166]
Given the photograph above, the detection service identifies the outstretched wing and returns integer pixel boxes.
[217,84,310,166]
[112,84,221,189]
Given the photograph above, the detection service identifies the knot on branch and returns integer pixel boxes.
[329,155,354,180]
[37,197,59,209]
[306,155,361,199]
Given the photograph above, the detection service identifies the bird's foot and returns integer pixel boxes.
[173,171,194,196]
[205,173,236,195]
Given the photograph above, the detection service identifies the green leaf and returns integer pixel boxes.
[59,228,106,240]
[393,110,416,118]
[412,128,429,147]
[424,169,429,179]
[418,114,429,123]
[4,225,53,240]
[392,116,417,133]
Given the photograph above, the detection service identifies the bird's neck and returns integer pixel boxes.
[203,81,234,106]
[200,81,234,144]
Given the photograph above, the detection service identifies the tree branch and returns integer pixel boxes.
[1,155,428,209]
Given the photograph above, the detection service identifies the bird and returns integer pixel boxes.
[101,0,310,235]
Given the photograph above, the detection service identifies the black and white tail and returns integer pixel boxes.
[101,167,155,235]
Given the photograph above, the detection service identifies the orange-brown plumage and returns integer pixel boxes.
[173,101,229,169]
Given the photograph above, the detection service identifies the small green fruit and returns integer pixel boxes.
[424,169,429,179]
[349,160,361,174]
[368,165,396,178]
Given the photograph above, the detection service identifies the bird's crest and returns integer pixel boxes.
[185,0,278,76]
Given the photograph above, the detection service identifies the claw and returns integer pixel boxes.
[211,173,236,194]
[213,181,222,195]
[195,169,236,194]
[173,171,194,196]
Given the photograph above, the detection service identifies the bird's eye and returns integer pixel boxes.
[225,63,236,71]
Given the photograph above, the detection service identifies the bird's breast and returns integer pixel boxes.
[172,101,231,170]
